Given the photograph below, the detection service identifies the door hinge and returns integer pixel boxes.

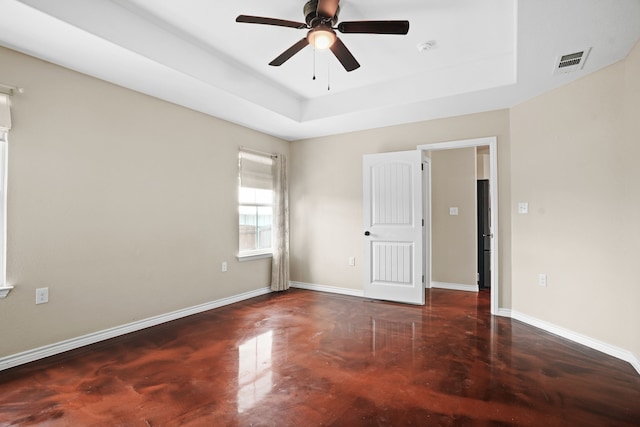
[421,163,424,171]
[422,275,425,283]
[422,219,424,227]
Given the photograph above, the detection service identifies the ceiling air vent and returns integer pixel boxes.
[553,48,591,75]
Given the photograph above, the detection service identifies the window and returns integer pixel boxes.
[238,150,274,260]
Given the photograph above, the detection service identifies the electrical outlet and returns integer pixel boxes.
[538,273,547,287]
[348,257,355,266]
[222,261,228,273]
[36,287,49,304]
[449,207,459,216]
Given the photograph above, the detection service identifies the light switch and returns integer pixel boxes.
[449,207,459,216]
[518,202,529,214]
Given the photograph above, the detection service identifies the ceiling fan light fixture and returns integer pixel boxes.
[308,27,336,50]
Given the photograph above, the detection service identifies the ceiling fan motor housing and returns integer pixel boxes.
[304,0,339,27]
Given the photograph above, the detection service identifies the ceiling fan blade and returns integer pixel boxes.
[236,15,307,29]
[316,0,340,18]
[337,20,410,35]
[329,37,360,72]
[269,38,310,66]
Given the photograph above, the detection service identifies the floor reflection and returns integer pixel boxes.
[237,330,273,413]
[371,318,418,354]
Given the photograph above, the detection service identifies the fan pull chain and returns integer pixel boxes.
[327,60,331,91]
[312,37,317,80]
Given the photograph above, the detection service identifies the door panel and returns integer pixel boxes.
[363,150,423,305]
[372,242,413,284]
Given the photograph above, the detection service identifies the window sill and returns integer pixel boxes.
[237,252,273,262]
[0,285,14,299]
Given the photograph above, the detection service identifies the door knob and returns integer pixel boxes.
[364,231,370,236]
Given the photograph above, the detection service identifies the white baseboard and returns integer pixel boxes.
[289,284,640,375]
[496,308,512,318]
[4,284,638,378]
[431,281,479,292]
[510,310,640,376]
[289,281,364,298]
[631,354,640,376]
[0,287,272,372]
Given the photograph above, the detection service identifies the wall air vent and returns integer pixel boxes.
[553,48,591,75]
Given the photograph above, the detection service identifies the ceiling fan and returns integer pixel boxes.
[236,0,410,72]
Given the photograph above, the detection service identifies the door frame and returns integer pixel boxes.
[417,137,499,315]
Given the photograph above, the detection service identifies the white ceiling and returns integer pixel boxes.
[0,0,639,141]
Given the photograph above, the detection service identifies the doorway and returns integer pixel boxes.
[417,137,499,315]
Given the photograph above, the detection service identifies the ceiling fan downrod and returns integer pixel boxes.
[304,0,340,27]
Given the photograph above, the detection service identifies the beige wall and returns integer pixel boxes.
[0,46,289,357]
[430,148,477,285]
[623,41,640,359]
[510,40,640,357]
[4,37,638,366]
[289,110,512,307]
[477,146,490,180]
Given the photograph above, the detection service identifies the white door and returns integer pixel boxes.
[363,150,424,305]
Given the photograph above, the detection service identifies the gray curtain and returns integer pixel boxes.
[270,154,289,291]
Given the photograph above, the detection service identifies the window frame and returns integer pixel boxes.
[237,150,274,262]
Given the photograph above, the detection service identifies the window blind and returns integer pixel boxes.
[0,94,11,132]
[239,150,273,190]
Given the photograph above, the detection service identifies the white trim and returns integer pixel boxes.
[417,137,497,152]
[0,137,7,291]
[511,310,640,376]
[0,285,13,299]
[631,355,640,376]
[423,156,432,291]
[478,307,639,376]
[289,281,364,298]
[431,281,479,292]
[0,287,272,371]
[488,138,499,314]
[496,308,512,318]
[237,252,272,262]
[417,136,499,315]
